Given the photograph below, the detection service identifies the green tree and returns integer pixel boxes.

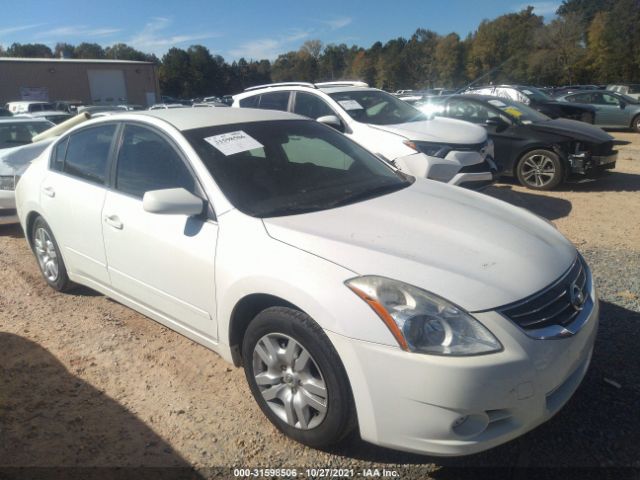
[74,42,105,59]
[6,43,53,58]
[434,33,464,87]
[159,47,192,98]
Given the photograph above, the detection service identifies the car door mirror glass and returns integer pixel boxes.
[143,188,204,216]
[317,115,344,132]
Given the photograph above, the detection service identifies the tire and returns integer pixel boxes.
[30,216,71,291]
[516,149,564,190]
[242,306,356,448]
[632,115,640,133]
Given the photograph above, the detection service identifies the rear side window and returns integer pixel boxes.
[258,91,290,111]
[63,124,116,184]
[239,95,259,108]
[115,124,194,198]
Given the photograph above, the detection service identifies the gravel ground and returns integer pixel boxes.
[0,132,639,479]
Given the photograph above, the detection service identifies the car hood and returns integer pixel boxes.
[529,118,613,143]
[263,179,575,312]
[369,117,487,145]
[0,139,54,175]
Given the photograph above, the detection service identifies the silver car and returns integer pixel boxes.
[557,90,640,132]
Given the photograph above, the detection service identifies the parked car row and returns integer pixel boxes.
[12,106,598,458]
[410,94,618,190]
[232,82,499,190]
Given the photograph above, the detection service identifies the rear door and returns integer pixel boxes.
[39,124,118,285]
[101,123,218,339]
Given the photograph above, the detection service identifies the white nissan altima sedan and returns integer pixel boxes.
[15,108,598,456]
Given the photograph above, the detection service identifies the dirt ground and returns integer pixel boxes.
[0,131,639,478]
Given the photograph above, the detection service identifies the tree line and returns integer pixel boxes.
[1,0,638,99]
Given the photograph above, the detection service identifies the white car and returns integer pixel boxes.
[233,82,498,189]
[0,118,55,224]
[15,108,598,456]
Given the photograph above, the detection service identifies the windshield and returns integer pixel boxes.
[184,120,412,218]
[0,121,52,149]
[519,86,553,102]
[617,92,639,104]
[328,90,426,125]
[486,98,550,123]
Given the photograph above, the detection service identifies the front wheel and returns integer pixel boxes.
[632,115,640,133]
[242,307,356,448]
[516,149,564,190]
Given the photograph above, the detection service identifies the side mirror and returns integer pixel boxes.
[143,188,204,216]
[485,117,509,130]
[317,115,344,132]
[619,101,626,109]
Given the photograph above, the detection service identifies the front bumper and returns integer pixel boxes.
[569,150,617,175]
[327,293,598,456]
[0,190,18,225]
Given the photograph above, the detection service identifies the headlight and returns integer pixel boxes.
[403,140,451,158]
[346,276,502,356]
[0,175,17,191]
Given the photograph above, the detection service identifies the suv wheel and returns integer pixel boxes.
[242,307,356,448]
[516,149,564,190]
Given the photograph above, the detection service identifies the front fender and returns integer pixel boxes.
[214,211,398,352]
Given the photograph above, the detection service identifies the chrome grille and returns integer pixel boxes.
[499,256,589,330]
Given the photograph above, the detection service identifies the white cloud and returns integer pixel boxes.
[229,29,312,60]
[127,17,221,55]
[517,2,560,16]
[0,23,44,37]
[322,17,352,30]
[37,26,121,38]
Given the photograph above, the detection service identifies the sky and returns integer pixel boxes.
[0,0,561,61]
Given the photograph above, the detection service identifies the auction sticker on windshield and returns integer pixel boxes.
[204,131,263,156]
[338,99,364,110]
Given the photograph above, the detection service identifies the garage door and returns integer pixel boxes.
[88,70,127,105]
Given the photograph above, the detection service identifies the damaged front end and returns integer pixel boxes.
[566,141,617,176]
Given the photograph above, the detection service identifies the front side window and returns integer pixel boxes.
[446,99,504,123]
[328,90,425,125]
[183,120,412,217]
[63,124,116,184]
[293,92,335,119]
[115,124,194,198]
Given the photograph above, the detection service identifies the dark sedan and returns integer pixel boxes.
[414,95,617,190]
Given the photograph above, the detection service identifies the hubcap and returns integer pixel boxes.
[252,333,328,430]
[522,154,556,187]
[34,227,59,282]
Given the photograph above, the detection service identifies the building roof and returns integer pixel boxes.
[0,57,153,65]
[124,107,305,131]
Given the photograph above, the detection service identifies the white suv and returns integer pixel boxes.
[233,82,498,189]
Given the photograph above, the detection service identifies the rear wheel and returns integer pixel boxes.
[31,216,71,291]
[516,149,564,190]
[242,307,356,448]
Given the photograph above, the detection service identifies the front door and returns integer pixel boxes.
[101,123,218,339]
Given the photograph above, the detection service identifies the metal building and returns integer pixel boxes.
[0,57,160,107]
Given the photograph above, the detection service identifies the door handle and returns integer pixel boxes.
[104,214,123,230]
[42,186,55,198]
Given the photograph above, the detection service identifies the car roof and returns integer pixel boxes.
[117,107,306,131]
